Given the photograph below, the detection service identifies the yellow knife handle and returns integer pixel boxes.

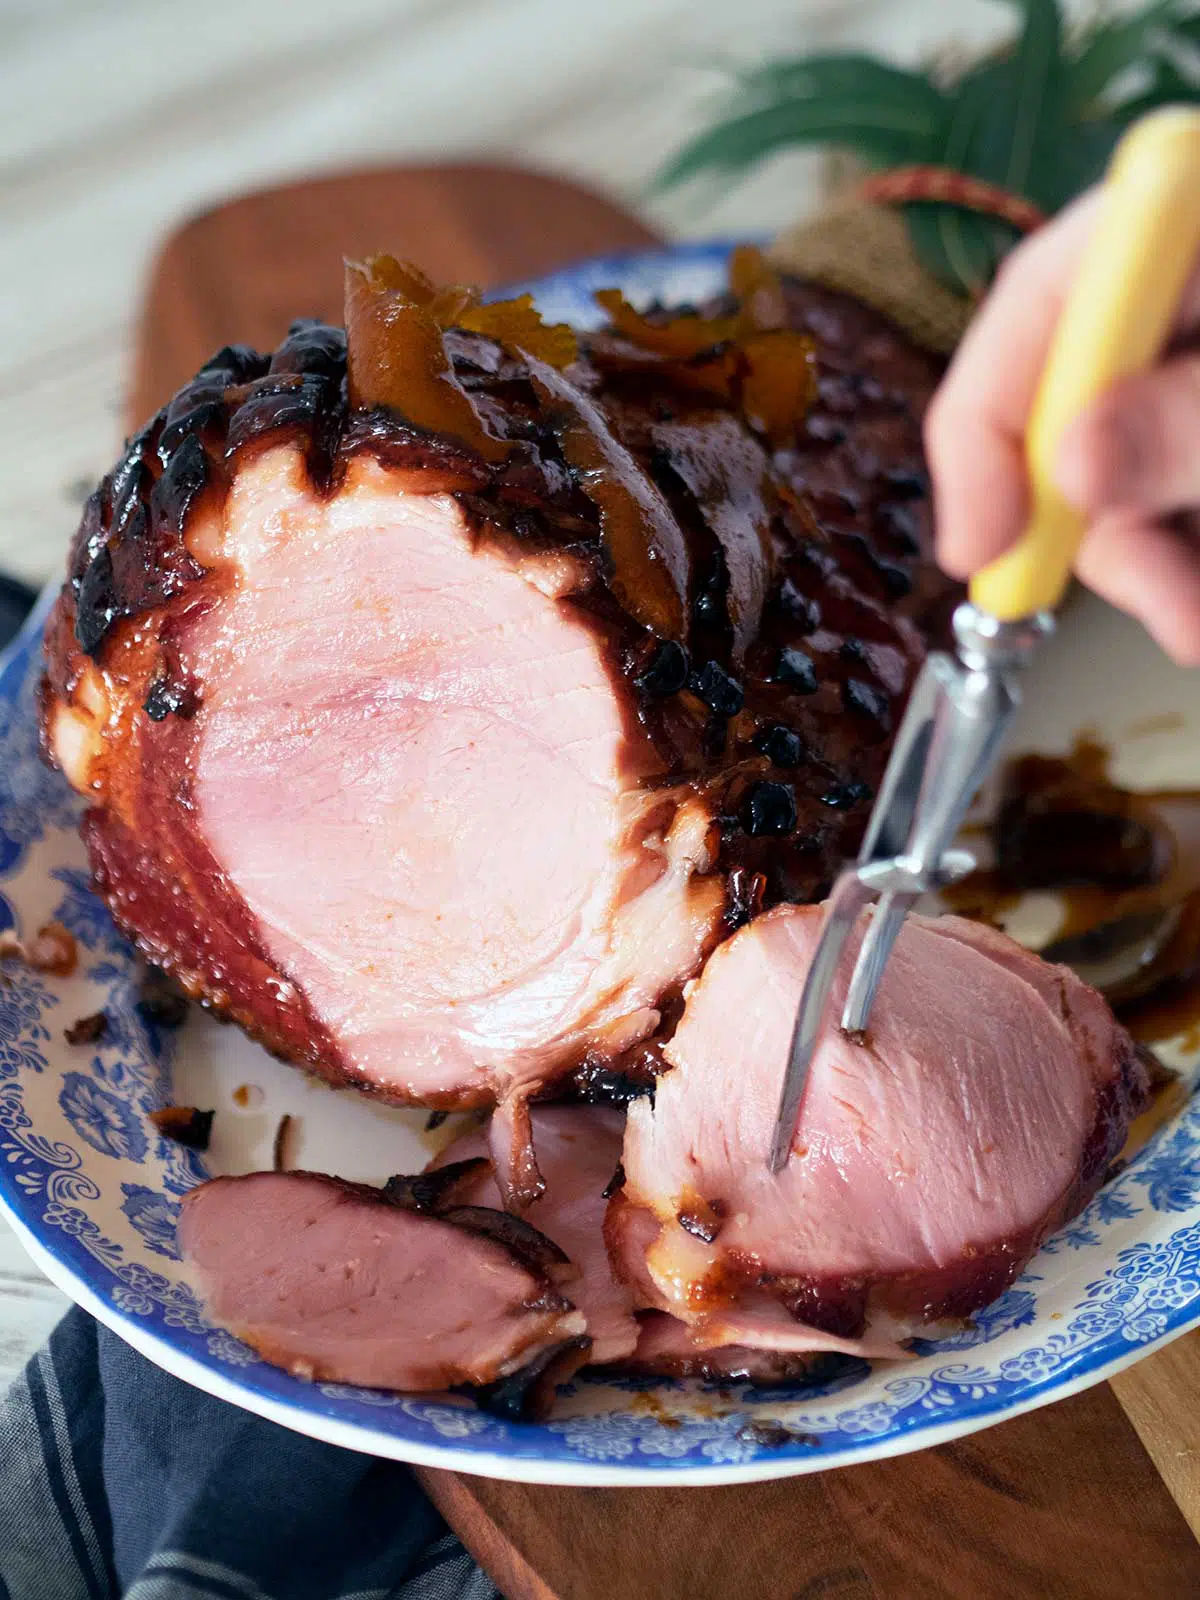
[969,107,1200,622]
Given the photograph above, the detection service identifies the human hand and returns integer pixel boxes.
[925,190,1200,664]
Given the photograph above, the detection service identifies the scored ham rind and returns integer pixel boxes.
[42,265,953,1207]
[611,906,1149,1344]
[433,1104,638,1364]
[178,1170,587,1407]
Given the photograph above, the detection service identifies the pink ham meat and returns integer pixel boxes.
[182,449,722,1205]
[179,1169,587,1409]
[610,905,1148,1350]
[434,1104,638,1364]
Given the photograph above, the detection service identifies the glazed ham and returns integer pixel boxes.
[152,441,724,1207]
[42,251,952,1205]
[179,1167,587,1411]
[610,906,1149,1349]
[41,239,1158,1413]
[434,1104,638,1364]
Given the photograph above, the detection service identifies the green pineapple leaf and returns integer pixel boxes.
[727,53,946,114]
[1066,0,1182,113]
[905,203,1020,298]
[1044,113,1125,198]
[1111,51,1200,124]
[1001,0,1065,205]
[654,55,947,190]
[936,3,1069,210]
[657,0,1200,301]
[940,57,1025,187]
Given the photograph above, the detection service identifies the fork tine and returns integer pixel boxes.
[839,888,919,1036]
[768,867,875,1172]
[855,658,945,865]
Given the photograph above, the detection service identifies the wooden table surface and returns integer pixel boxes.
[111,159,1200,1599]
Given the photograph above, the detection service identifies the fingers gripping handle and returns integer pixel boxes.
[969,107,1200,622]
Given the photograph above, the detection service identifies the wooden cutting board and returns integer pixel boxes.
[134,159,1200,1599]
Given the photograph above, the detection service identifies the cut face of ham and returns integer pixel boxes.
[179,1170,586,1405]
[187,450,721,1137]
[434,1104,638,1364]
[43,268,952,1203]
[613,906,1148,1342]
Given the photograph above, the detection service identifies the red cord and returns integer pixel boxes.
[856,167,1047,234]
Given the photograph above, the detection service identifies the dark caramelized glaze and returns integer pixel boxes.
[995,740,1170,892]
[525,354,691,641]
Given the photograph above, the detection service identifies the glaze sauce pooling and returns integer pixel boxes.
[948,737,1200,1046]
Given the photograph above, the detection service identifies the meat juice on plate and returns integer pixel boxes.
[943,727,1200,1152]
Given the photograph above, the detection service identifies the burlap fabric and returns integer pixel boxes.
[769,195,972,355]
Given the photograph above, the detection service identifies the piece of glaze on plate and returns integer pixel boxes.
[1,245,1200,1485]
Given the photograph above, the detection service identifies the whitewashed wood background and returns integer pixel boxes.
[0,0,1036,1380]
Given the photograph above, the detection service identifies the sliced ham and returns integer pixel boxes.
[179,1169,587,1408]
[612,905,1149,1343]
[434,1104,638,1364]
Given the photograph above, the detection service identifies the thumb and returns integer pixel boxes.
[1056,354,1200,518]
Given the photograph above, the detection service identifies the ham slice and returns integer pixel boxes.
[434,1105,638,1364]
[612,905,1149,1343]
[179,1169,587,1409]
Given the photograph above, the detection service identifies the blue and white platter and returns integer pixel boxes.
[2,245,1200,1485]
